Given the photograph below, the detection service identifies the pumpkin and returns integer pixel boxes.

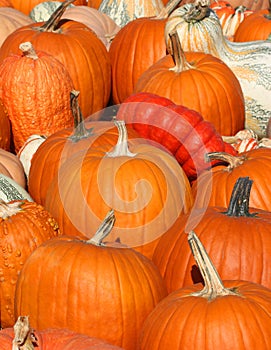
[0,174,33,202]
[191,148,271,212]
[153,177,271,293]
[210,2,253,41]
[0,7,33,48]
[165,0,271,138]
[98,0,165,27]
[28,91,140,206]
[234,1,271,42]
[116,92,237,181]
[62,5,121,50]
[134,31,245,136]
[87,0,102,8]
[140,230,271,349]
[0,199,60,328]
[0,148,26,188]
[14,210,167,349]
[109,0,182,104]
[0,0,111,119]
[0,316,124,349]
[10,0,86,15]
[0,41,74,153]
[0,0,13,6]
[44,120,193,259]
[17,134,46,180]
[0,102,11,151]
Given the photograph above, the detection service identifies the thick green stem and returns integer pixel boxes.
[188,231,238,300]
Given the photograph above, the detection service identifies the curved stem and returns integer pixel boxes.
[87,209,115,246]
[188,231,238,300]
[223,177,257,217]
[38,0,75,32]
[157,0,183,19]
[106,120,136,158]
[183,0,210,22]
[168,31,194,72]
[0,200,23,219]
[12,316,37,350]
[204,151,246,170]
[19,42,38,60]
[69,90,93,142]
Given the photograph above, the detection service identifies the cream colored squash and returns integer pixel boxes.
[98,0,165,27]
[165,0,271,138]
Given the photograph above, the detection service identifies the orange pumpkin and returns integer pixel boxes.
[234,4,271,41]
[0,199,60,328]
[153,177,271,293]
[0,41,74,153]
[0,316,124,349]
[44,120,193,259]
[0,0,111,119]
[0,0,13,7]
[191,148,271,211]
[140,231,271,349]
[134,31,245,136]
[14,211,167,349]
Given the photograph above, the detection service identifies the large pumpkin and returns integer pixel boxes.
[153,177,271,293]
[0,41,74,152]
[44,120,193,259]
[165,0,271,137]
[14,211,167,350]
[0,0,111,119]
[0,199,60,328]
[0,316,123,349]
[134,31,245,136]
[140,231,271,349]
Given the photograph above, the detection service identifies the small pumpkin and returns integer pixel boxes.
[134,30,245,136]
[14,211,167,349]
[0,148,26,188]
[0,41,74,153]
[0,316,124,349]
[165,0,271,137]
[0,199,60,328]
[140,230,271,349]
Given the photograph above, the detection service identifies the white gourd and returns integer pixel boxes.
[165,0,271,138]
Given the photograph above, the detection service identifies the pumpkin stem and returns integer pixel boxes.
[157,0,183,19]
[88,209,115,246]
[19,42,38,60]
[223,177,257,217]
[39,0,75,32]
[168,31,194,72]
[69,90,93,142]
[188,231,238,300]
[204,151,246,170]
[106,120,136,158]
[0,200,23,219]
[182,0,210,22]
[12,316,37,350]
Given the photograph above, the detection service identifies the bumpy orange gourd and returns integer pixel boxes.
[0,199,60,328]
[0,0,111,119]
[14,211,167,350]
[0,41,74,152]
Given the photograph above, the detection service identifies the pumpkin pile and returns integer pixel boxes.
[0,0,271,348]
